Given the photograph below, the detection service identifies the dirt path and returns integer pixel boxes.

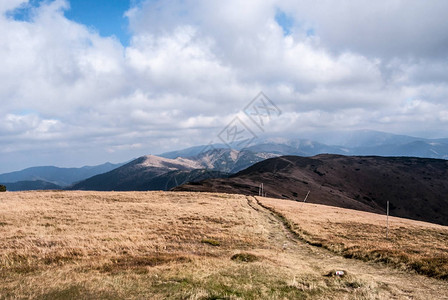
[246,196,448,300]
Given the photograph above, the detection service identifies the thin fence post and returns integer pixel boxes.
[300,191,310,209]
[386,201,389,239]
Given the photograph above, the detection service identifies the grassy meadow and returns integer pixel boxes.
[258,197,448,280]
[0,191,447,299]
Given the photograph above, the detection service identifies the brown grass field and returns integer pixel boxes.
[257,197,448,280]
[0,191,447,299]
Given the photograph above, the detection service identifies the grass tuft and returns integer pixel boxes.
[230,253,259,263]
[201,238,221,246]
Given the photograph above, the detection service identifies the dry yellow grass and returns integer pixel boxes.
[258,196,448,280]
[0,191,447,299]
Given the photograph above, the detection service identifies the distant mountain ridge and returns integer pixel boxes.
[0,162,125,190]
[242,132,448,159]
[159,130,448,160]
[0,180,62,191]
[296,129,448,148]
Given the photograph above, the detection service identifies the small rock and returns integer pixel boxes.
[324,269,347,278]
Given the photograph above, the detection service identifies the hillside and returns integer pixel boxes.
[69,155,199,191]
[0,191,446,299]
[70,149,275,191]
[175,155,448,226]
[257,196,448,280]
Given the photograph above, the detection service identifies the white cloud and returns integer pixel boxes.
[0,0,27,14]
[0,0,448,172]
[280,0,448,59]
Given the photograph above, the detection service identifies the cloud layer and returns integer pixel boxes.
[1,0,448,171]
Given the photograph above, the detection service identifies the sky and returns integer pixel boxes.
[1,0,448,172]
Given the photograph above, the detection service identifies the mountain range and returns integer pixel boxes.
[2,130,448,192]
[0,162,124,190]
[160,130,448,159]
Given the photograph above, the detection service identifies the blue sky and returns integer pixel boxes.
[10,0,134,45]
[1,0,448,172]
[65,0,132,45]
[275,10,294,36]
